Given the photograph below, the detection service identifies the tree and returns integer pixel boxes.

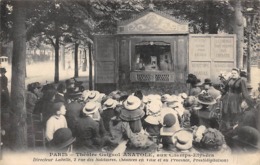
[9,0,27,150]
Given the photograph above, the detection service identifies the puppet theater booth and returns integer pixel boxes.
[94,8,236,94]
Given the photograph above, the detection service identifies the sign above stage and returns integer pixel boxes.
[117,9,189,35]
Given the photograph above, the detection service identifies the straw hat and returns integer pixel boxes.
[103,98,118,109]
[123,95,141,110]
[87,91,101,102]
[173,129,193,151]
[82,102,99,115]
[144,101,161,125]
[82,90,91,101]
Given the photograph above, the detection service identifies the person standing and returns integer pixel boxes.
[0,68,9,108]
[221,68,255,132]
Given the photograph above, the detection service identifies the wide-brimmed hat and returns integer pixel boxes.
[232,126,260,150]
[119,107,145,121]
[197,92,216,105]
[186,74,201,84]
[51,128,76,149]
[144,102,161,125]
[87,91,101,102]
[199,128,225,151]
[173,129,193,151]
[203,78,212,85]
[146,101,161,114]
[83,102,99,115]
[123,95,142,110]
[103,98,118,109]
[82,90,91,101]
[0,68,7,73]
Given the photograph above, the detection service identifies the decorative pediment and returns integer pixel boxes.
[117,10,189,34]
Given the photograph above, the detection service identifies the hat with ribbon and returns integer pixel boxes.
[197,92,216,105]
[103,98,118,109]
[123,95,142,110]
[173,129,193,151]
[82,90,91,101]
[87,91,101,102]
[144,101,161,125]
[83,101,99,115]
[120,95,144,121]
[51,128,76,149]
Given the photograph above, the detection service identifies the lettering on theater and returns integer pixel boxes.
[94,8,236,93]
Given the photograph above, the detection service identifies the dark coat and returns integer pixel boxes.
[65,101,84,135]
[54,93,66,103]
[101,108,116,132]
[74,116,103,151]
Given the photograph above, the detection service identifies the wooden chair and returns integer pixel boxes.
[29,113,46,150]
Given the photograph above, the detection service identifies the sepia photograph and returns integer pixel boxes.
[0,0,260,165]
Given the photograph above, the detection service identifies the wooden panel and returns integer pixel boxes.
[96,62,115,83]
[177,36,188,81]
[94,35,116,84]
[95,36,115,61]
[189,36,211,61]
[189,34,236,83]
[212,36,235,61]
[190,62,211,81]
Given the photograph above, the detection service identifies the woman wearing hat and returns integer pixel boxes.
[143,101,162,140]
[101,98,118,132]
[120,95,156,152]
[186,74,202,96]
[195,92,219,129]
[0,68,9,108]
[221,68,255,132]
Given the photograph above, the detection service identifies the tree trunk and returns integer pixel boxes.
[54,36,59,83]
[208,2,218,34]
[61,44,65,70]
[10,0,27,151]
[233,0,244,68]
[88,43,93,90]
[74,43,79,78]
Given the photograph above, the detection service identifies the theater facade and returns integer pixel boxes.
[94,8,236,94]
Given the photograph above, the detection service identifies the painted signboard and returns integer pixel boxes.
[189,34,236,83]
